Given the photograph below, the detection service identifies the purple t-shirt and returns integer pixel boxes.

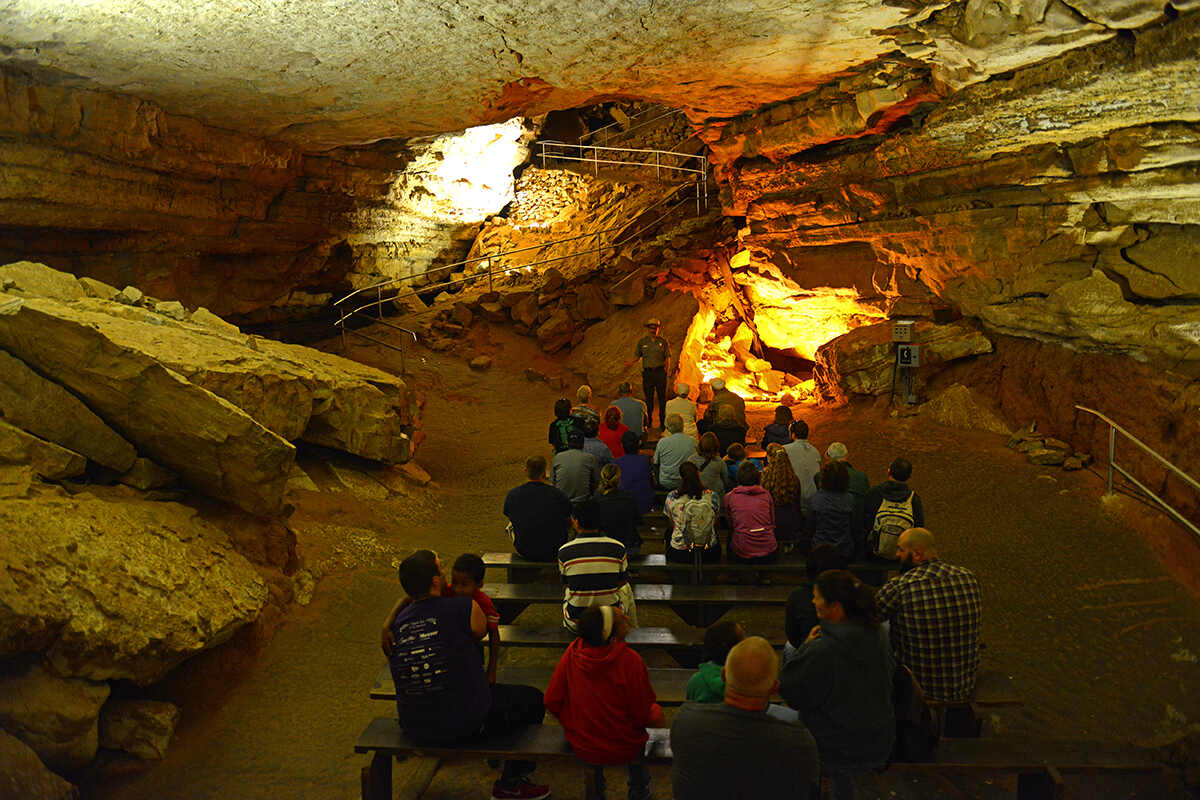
[388,596,489,744]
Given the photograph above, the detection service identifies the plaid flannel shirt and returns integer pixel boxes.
[876,560,982,702]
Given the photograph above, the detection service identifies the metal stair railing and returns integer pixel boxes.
[535,140,709,212]
[1075,405,1200,539]
[333,181,713,361]
[579,107,686,147]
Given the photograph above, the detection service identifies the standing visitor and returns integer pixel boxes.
[630,318,670,430]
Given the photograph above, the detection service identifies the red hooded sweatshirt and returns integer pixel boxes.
[544,638,661,765]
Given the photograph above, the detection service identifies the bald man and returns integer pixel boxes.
[671,637,819,799]
[876,527,982,702]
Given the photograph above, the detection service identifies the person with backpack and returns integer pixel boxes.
[861,457,924,561]
[548,398,579,454]
[780,569,895,800]
[663,461,720,566]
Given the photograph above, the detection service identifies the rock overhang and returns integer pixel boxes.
[1,0,1185,148]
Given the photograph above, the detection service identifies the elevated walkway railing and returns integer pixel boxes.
[1075,405,1200,539]
[333,181,712,364]
[535,140,709,211]
[579,106,686,146]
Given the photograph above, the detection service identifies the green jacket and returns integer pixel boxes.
[686,660,725,703]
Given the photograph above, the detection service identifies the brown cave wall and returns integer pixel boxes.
[937,336,1200,523]
[0,68,412,319]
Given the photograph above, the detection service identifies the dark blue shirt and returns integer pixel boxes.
[615,453,655,514]
[388,596,489,744]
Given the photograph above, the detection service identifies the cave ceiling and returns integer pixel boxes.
[1,0,1191,148]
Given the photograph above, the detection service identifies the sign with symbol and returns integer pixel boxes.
[897,344,921,367]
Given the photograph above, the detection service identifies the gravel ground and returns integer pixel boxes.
[93,325,1200,800]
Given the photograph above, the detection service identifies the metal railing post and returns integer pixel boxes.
[376,287,383,319]
[1106,426,1116,496]
[540,142,546,169]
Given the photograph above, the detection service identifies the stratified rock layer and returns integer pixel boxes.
[0,494,269,684]
[0,292,293,515]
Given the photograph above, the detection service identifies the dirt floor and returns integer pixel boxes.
[91,322,1200,800]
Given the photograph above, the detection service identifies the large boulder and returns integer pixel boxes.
[0,664,109,772]
[0,493,269,684]
[0,291,294,515]
[0,350,137,472]
[567,290,700,396]
[814,320,993,402]
[0,420,86,481]
[98,700,181,761]
[0,728,78,800]
[921,383,1011,435]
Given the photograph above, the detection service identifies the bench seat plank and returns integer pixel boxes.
[372,665,696,704]
[483,551,891,575]
[498,624,703,649]
[487,582,792,606]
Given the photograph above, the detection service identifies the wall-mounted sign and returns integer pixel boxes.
[897,344,921,367]
[892,320,915,343]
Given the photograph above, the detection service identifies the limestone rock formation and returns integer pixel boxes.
[0,350,137,473]
[0,493,269,684]
[813,321,993,402]
[0,419,86,482]
[921,384,1011,436]
[0,664,110,772]
[98,700,181,761]
[0,291,293,516]
[0,728,78,800]
[567,290,700,395]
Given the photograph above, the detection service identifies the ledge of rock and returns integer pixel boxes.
[0,664,110,772]
[0,727,78,800]
[813,320,993,402]
[0,493,269,684]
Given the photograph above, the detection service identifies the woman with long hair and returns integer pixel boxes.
[762,442,804,553]
[688,431,730,508]
[598,405,631,458]
[592,462,643,557]
[780,570,894,800]
[663,461,720,565]
[807,460,856,560]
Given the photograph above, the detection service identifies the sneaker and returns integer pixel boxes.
[492,777,551,800]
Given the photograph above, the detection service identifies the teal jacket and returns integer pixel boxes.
[685,661,724,703]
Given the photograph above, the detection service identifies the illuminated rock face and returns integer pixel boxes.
[724,15,1200,370]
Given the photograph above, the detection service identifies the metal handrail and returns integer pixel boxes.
[538,140,708,179]
[333,180,711,348]
[1075,405,1200,538]
[579,107,685,146]
[334,180,695,313]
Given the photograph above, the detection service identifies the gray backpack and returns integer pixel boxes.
[679,495,717,549]
[871,491,915,559]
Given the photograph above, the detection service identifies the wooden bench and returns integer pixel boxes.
[494,624,784,666]
[355,718,1165,800]
[927,669,1023,737]
[485,581,792,626]
[371,665,697,705]
[484,551,893,588]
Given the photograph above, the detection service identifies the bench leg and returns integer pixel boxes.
[362,752,392,800]
[1017,766,1065,800]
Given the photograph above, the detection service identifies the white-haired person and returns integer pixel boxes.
[664,382,698,439]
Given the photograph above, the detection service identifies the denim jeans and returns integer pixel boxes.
[586,759,651,800]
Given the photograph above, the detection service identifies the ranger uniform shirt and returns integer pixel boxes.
[634,335,670,369]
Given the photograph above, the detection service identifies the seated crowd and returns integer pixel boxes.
[381,380,982,800]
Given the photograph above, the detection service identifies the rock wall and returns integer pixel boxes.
[0,68,415,320]
[714,13,1200,371]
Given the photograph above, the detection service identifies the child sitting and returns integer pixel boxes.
[545,605,664,800]
[686,620,744,703]
[449,553,501,685]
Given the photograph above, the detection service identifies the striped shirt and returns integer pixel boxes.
[876,560,982,702]
[558,535,628,628]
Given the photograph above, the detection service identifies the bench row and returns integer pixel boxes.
[371,665,1021,709]
[484,551,894,576]
[356,717,1164,800]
